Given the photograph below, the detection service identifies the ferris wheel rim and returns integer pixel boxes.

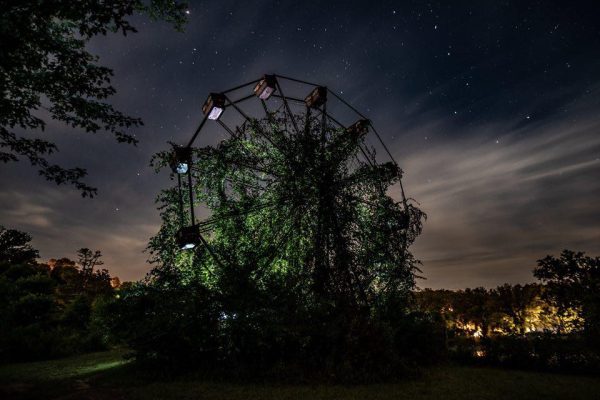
[167,73,410,252]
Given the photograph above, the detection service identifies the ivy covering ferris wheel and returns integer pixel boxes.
[152,73,425,301]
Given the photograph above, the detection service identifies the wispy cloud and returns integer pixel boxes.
[399,94,600,289]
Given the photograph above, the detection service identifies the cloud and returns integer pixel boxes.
[2,1,599,289]
[0,191,55,229]
[400,99,600,289]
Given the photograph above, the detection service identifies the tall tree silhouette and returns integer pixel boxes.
[76,248,103,288]
[0,226,39,264]
[535,250,600,341]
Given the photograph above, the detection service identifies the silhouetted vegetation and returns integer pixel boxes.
[3,219,599,380]
[86,104,600,381]
[0,1,188,196]
[0,226,118,361]
[99,110,435,382]
[2,222,599,380]
[415,250,600,373]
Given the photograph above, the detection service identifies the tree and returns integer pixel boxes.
[150,110,425,310]
[452,287,495,337]
[138,109,427,377]
[1,0,188,196]
[77,248,103,275]
[77,247,105,293]
[534,250,600,340]
[48,257,83,301]
[0,226,39,265]
[0,251,115,361]
[493,283,541,335]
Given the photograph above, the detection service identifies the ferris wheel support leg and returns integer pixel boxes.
[177,173,185,227]
[320,103,327,146]
[196,233,226,274]
[186,168,195,224]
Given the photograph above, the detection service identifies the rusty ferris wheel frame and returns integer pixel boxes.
[166,73,410,261]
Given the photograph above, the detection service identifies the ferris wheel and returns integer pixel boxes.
[165,73,411,267]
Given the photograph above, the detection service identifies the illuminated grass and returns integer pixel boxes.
[0,349,129,382]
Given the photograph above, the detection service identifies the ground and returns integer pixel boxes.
[1,350,599,400]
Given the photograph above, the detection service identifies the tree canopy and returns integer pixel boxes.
[534,250,600,341]
[0,0,188,196]
[150,110,425,310]
[0,227,117,361]
[121,108,432,379]
[0,226,39,265]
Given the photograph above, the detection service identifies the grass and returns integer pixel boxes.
[1,350,600,399]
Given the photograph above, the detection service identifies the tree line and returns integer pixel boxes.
[414,250,600,372]
[0,226,120,361]
[2,225,599,377]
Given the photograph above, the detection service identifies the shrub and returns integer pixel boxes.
[450,333,600,373]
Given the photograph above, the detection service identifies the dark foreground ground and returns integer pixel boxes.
[1,350,599,400]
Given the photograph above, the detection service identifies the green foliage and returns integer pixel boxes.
[132,111,430,380]
[451,333,600,373]
[0,0,188,196]
[150,112,425,306]
[415,263,600,373]
[0,228,117,361]
[534,250,600,343]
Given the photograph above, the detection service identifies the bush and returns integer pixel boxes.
[97,281,221,371]
[103,279,447,382]
[0,260,115,362]
[449,333,600,373]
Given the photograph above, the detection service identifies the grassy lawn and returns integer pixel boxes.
[1,350,599,400]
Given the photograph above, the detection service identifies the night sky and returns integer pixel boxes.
[1,1,599,289]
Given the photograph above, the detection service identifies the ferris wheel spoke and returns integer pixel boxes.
[273,81,301,136]
[191,135,281,178]
[311,107,377,169]
[187,114,209,148]
[316,89,406,203]
[262,219,298,275]
[356,144,376,168]
[326,88,368,121]
[197,200,289,233]
[190,164,278,184]
[216,119,238,139]
[223,94,292,159]
[197,204,274,230]
[226,93,256,106]
[229,159,280,179]
[313,107,344,130]
[367,122,408,205]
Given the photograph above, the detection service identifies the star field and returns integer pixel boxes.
[1,0,599,288]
